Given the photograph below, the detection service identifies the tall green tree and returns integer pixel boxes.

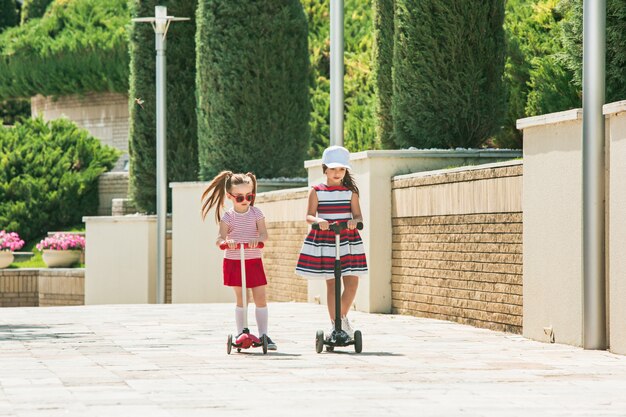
[197,0,310,180]
[302,0,378,157]
[373,0,395,149]
[20,0,53,24]
[128,0,198,213]
[559,0,626,104]
[0,0,18,32]
[392,0,506,149]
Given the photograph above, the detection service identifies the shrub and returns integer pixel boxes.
[128,0,198,214]
[197,0,310,179]
[0,118,119,243]
[0,0,130,100]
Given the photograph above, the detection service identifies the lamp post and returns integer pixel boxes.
[132,6,189,304]
[330,0,344,147]
[582,0,607,350]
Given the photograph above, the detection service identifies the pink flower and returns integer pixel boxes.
[0,230,25,252]
[37,233,85,251]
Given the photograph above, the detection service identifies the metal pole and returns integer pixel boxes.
[330,0,344,147]
[582,0,606,349]
[132,7,188,305]
[155,6,168,304]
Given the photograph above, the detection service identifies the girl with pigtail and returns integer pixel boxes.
[201,171,276,350]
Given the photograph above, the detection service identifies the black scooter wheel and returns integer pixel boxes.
[262,334,268,354]
[315,330,324,353]
[227,334,233,355]
[354,330,362,353]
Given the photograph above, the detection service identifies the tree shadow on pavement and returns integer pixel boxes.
[0,324,89,341]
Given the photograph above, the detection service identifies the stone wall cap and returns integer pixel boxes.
[83,214,157,223]
[255,187,309,202]
[393,159,523,181]
[516,108,582,130]
[305,149,522,168]
[603,100,626,115]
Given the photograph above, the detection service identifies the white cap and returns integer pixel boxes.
[322,146,351,169]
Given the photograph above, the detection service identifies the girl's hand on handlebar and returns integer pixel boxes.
[317,220,329,230]
[248,239,259,248]
[347,219,358,230]
[222,239,236,249]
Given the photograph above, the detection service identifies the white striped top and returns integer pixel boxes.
[221,206,264,260]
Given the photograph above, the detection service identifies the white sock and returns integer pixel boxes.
[255,306,268,336]
[235,306,244,334]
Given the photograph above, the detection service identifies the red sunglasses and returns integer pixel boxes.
[228,192,255,203]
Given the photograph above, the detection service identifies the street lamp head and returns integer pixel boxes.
[132,5,189,36]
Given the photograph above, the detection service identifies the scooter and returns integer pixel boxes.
[312,221,363,354]
[219,241,268,354]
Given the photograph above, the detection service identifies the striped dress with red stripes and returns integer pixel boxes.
[295,184,368,279]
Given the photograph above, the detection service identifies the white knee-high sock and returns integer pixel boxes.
[255,306,268,336]
[235,306,244,334]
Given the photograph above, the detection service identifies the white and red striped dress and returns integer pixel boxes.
[295,184,368,279]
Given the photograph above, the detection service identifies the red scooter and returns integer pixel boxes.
[219,241,268,354]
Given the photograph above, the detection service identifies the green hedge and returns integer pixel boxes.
[303,0,378,156]
[0,118,119,243]
[128,0,198,214]
[0,0,129,100]
[392,0,505,149]
[197,0,310,180]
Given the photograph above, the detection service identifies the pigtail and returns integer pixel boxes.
[342,170,359,195]
[245,172,257,205]
[201,170,233,223]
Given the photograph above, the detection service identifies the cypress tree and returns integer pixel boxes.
[373,0,395,149]
[20,0,53,24]
[196,0,310,180]
[392,0,506,148]
[128,0,198,213]
[0,0,18,32]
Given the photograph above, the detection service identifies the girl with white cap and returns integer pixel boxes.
[295,146,368,338]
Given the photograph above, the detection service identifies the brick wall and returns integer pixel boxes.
[98,172,130,216]
[391,162,523,333]
[0,269,84,307]
[255,188,309,302]
[264,221,309,302]
[31,92,129,171]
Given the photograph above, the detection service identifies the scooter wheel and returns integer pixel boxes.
[354,330,362,353]
[262,334,268,354]
[237,348,241,353]
[227,334,233,355]
[325,345,334,352]
[315,330,324,353]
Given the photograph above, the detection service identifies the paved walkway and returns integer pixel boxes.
[0,303,625,417]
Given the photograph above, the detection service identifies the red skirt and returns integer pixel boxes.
[223,258,267,288]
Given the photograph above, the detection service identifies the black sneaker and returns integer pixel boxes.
[265,335,277,351]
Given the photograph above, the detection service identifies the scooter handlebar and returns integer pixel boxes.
[311,221,363,231]
[219,242,265,250]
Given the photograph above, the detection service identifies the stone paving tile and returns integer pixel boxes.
[0,303,625,416]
